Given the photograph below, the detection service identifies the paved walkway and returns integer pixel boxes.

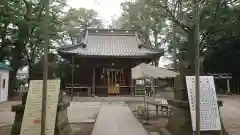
[91,103,149,135]
[219,95,240,135]
[70,96,145,102]
[0,101,20,127]
[68,102,101,123]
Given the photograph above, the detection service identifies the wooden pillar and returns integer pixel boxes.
[71,56,74,100]
[227,76,230,94]
[107,70,110,96]
[151,77,155,99]
[92,66,96,96]
[130,68,134,96]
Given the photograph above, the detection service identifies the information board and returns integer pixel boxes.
[20,79,61,135]
[186,76,221,131]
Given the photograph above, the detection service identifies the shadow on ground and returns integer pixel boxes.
[71,123,94,135]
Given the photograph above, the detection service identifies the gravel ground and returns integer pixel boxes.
[1,96,240,135]
[0,126,11,135]
[219,95,240,135]
[0,101,20,126]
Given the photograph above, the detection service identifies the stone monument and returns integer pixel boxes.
[166,75,229,135]
[164,51,227,134]
[11,53,71,135]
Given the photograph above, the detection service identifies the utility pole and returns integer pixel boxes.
[172,0,177,90]
[41,0,49,135]
[194,0,200,134]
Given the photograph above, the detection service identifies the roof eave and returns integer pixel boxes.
[58,50,163,59]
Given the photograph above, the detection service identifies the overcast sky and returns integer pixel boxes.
[67,0,127,26]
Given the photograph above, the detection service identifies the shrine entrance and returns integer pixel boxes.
[107,68,124,95]
[58,29,163,97]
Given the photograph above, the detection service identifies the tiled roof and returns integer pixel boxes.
[0,62,11,70]
[59,29,163,58]
[132,63,179,79]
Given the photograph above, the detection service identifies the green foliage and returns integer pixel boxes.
[119,0,240,54]
[0,0,103,97]
[204,38,240,73]
[61,8,103,44]
[0,0,102,69]
[119,0,240,71]
[118,0,168,48]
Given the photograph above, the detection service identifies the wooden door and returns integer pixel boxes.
[108,71,120,95]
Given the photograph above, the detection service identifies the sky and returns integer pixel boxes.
[67,0,127,26]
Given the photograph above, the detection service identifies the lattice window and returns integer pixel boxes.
[100,68,108,85]
[100,68,125,85]
[116,69,124,85]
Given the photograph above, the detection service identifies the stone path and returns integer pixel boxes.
[91,102,149,135]
[1,96,240,135]
[0,101,20,127]
[68,102,101,123]
[219,96,240,135]
[71,96,144,102]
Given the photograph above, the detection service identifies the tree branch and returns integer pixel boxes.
[157,2,192,35]
[0,22,9,60]
[200,28,226,50]
[199,0,222,49]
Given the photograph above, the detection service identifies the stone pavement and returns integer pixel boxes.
[70,96,145,102]
[1,96,240,135]
[91,102,149,135]
[68,102,101,123]
[0,101,20,127]
[219,95,240,135]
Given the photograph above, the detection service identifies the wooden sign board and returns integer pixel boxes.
[20,79,61,135]
[186,76,221,131]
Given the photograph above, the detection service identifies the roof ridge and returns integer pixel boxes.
[86,28,136,35]
[58,28,164,58]
[88,33,136,36]
[86,28,136,31]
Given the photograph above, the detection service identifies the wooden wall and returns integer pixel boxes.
[61,66,131,96]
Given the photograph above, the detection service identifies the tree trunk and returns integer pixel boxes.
[9,52,22,98]
[28,63,33,86]
[8,69,17,99]
[175,34,196,100]
[153,30,158,48]
[0,22,9,61]
[8,39,27,98]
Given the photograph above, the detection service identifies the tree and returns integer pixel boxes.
[61,8,103,44]
[119,0,240,100]
[152,0,240,97]
[24,0,67,82]
[119,0,168,49]
[203,38,240,94]
[0,0,103,97]
[0,0,67,97]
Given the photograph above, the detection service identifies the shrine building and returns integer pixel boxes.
[58,28,163,96]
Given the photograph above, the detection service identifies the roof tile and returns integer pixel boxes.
[59,29,163,57]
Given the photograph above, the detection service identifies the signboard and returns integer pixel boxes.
[20,79,61,135]
[186,76,221,131]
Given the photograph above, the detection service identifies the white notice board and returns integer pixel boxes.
[20,79,61,135]
[186,76,221,131]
